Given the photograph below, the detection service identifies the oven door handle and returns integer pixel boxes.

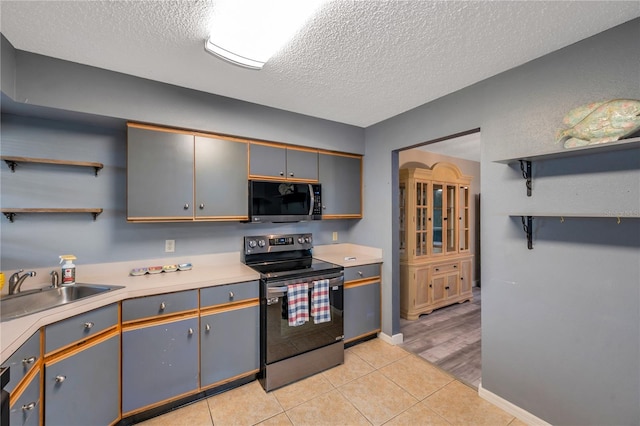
[267,276,343,296]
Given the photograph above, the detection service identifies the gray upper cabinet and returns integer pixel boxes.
[318,151,362,218]
[127,125,195,220]
[249,142,318,181]
[127,124,249,222]
[194,135,248,219]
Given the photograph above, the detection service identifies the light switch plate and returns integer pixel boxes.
[165,239,175,253]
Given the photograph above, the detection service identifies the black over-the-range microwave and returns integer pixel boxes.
[248,180,322,223]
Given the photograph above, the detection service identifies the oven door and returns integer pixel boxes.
[263,273,343,366]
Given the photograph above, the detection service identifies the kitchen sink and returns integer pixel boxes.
[1,284,123,322]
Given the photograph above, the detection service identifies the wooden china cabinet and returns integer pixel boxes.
[399,162,474,320]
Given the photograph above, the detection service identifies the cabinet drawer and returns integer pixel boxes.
[200,281,259,308]
[122,289,198,322]
[9,370,40,426]
[344,264,381,282]
[1,332,40,393]
[45,303,118,355]
[431,262,459,274]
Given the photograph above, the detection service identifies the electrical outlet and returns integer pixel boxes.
[165,239,175,253]
[332,232,338,242]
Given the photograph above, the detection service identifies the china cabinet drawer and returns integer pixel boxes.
[122,289,198,322]
[1,332,40,393]
[344,264,381,282]
[45,303,118,355]
[431,262,459,274]
[200,281,258,308]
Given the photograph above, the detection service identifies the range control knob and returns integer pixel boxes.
[297,237,305,244]
[258,239,266,248]
[305,236,312,243]
[248,240,257,248]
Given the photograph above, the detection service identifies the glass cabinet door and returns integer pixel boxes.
[432,184,443,253]
[415,181,429,257]
[399,183,406,254]
[445,184,457,253]
[459,185,470,251]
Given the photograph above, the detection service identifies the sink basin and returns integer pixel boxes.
[1,284,123,322]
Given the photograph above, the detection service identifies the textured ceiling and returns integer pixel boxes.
[0,1,638,128]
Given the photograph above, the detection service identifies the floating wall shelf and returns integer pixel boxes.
[1,156,104,176]
[494,136,640,196]
[1,208,104,222]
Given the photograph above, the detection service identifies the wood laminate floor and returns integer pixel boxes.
[400,287,482,389]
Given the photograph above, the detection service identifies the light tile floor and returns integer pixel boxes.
[138,338,526,426]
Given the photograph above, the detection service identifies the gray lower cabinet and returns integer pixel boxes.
[200,304,260,388]
[122,316,199,414]
[1,331,40,394]
[344,281,381,342]
[318,152,362,218]
[9,369,40,426]
[249,143,318,181]
[44,332,119,426]
[127,125,195,220]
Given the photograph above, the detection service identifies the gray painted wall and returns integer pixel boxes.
[362,19,639,425]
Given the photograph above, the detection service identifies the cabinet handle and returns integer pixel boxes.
[55,375,66,383]
[22,356,36,365]
[289,172,294,177]
[322,205,326,210]
[435,268,439,272]
[279,171,284,176]
[453,265,457,268]
[445,286,450,290]
[84,322,94,329]
[205,324,211,332]
[460,277,464,280]
[229,291,234,299]
[357,271,363,277]
[199,203,205,209]
[159,302,166,311]
[429,283,432,288]
[22,402,36,411]
[183,203,189,210]
[188,328,194,336]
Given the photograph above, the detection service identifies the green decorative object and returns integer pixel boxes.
[556,99,640,148]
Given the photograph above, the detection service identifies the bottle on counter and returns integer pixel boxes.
[59,255,77,285]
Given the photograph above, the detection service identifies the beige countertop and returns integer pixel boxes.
[1,244,382,361]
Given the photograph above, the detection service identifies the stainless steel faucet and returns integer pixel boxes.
[8,269,37,295]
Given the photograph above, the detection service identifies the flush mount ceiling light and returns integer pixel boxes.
[205,0,326,70]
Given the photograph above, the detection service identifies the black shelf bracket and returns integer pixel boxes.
[3,212,16,222]
[519,160,532,197]
[4,160,18,172]
[521,216,533,249]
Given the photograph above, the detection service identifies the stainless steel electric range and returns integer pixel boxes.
[242,233,344,391]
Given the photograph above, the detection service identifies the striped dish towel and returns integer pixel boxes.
[287,282,309,326]
[311,279,331,324]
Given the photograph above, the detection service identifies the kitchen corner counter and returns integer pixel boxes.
[1,252,259,361]
[313,243,383,267]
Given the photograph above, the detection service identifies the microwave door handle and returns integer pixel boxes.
[308,184,314,216]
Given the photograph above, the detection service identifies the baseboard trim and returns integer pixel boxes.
[478,383,551,426]
[379,332,403,345]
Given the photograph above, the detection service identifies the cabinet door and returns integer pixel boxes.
[200,305,259,388]
[460,258,472,295]
[127,126,194,219]
[344,282,381,342]
[286,148,318,181]
[444,272,460,299]
[195,136,248,219]
[44,333,119,426]
[249,143,287,178]
[9,370,40,426]
[1,331,39,393]
[431,275,446,305]
[122,317,199,414]
[414,267,431,308]
[318,152,362,218]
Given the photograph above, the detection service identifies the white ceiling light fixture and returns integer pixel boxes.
[205,0,326,70]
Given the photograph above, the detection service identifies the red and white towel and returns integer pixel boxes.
[287,282,309,326]
[311,279,331,324]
